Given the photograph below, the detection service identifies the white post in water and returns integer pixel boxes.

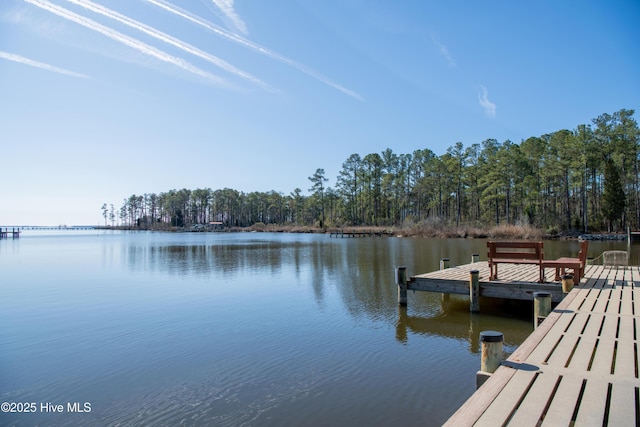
[477,330,503,388]
[469,270,480,313]
[534,291,552,329]
[396,266,407,306]
[471,253,479,263]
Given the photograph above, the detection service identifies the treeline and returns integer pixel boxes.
[103,108,639,233]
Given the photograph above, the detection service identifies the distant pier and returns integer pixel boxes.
[329,229,390,238]
[0,225,97,239]
[0,228,20,239]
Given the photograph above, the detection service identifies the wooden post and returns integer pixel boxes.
[477,330,503,388]
[441,258,450,304]
[561,274,574,294]
[396,266,407,306]
[533,291,552,328]
[471,253,479,263]
[469,269,480,313]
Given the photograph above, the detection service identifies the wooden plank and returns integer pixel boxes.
[607,381,638,427]
[589,333,616,376]
[504,370,561,426]
[479,282,563,302]
[441,367,517,427]
[620,286,634,316]
[592,287,612,313]
[581,285,604,312]
[540,375,586,427]
[408,278,469,296]
[567,333,597,372]
[631,267,640,315]
[527,312,579,363]
[615,331,636,378]
[573,378,609,426]
[409,276,564,302]
[542,315,590,369]
[472,369,540,427]
[566,288,592,311]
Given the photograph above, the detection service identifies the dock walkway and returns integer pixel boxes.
[444,264,640,426]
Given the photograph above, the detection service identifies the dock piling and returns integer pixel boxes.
[533,291,552,328]
[477,330,503,388]
[469,270,480,312]
[396,266,407,306]
[471,253,479,263]
[561,274,574,294]
[440,258,451,305]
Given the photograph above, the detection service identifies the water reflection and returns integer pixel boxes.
[121,234,541,353]
[396,301,532,354]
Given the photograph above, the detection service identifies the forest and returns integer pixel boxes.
[103,108,639,235]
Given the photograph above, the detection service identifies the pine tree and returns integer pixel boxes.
[602,158,626,231]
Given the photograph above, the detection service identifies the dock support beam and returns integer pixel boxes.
[440,258,450,270]
[533,291,552,328]
[477,330,503,388]
[469,270,480,313]
[396,266,407,306]
[471,253,479,263]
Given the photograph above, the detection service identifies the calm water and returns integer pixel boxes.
[0,231,636,426]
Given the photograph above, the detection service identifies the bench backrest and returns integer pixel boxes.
[487,241,544,261]
[577,240,588,265]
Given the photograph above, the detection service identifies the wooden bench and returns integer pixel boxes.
[541,240,588,285]
[487,241,544,283]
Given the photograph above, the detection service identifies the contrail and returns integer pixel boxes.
[210,0,247,35]
[24,0,230,87]
[0,51,88,78]
[146,0,363,100]
[62,0,270,90]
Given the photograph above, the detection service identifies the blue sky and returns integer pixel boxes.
[1,0,638,225]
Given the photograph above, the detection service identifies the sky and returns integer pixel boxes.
[1,0,639,226]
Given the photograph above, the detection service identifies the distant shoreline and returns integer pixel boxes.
[33,224,626,241]
[2,223,629,241]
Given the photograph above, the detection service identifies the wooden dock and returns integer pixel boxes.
[443,264,640,426]
[409,261,568,305]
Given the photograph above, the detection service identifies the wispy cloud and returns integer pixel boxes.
[210,0,247,35]
[431,33,455,67]
[62,0,269,90]
[0,50,87,78]
[145,0,363,100]
[24,0,230,87]
[478,85,496,118]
